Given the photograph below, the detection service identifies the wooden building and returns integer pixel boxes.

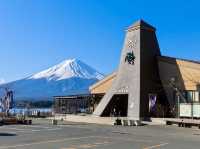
[54,95,92,114]
[54,94,103,114]
[54,20,200,119]
[90,56,200,118]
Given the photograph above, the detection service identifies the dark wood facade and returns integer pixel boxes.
[54,94,104,114]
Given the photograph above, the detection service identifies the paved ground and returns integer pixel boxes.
[0,119,200,149]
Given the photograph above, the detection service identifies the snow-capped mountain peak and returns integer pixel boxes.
[28,58,104,81]
[0,58,104,101]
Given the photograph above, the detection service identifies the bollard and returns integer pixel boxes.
[52,119,58,125]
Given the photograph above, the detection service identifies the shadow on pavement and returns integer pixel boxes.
[0,133,16,136]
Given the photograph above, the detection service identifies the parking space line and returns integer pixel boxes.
[61,141,112,149]
[21,125,51,129]
[103,136,155,143]
[143,142,169,149]
[1,127,42,132]
[47,128,62,131]
[78,144,97,148]
[31,130,41,132]
[61,147,77,149]
[2,128,27,131]
[0,136,103,149]
[0,125,62,134]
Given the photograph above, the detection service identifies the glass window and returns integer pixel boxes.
[187,91,193,103]
[181,91,187,103]
[183,90,200,103]
[194,91,199,102]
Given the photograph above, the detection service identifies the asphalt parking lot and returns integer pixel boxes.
[0,119,200,149]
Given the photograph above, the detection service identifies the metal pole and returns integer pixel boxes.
[177,95,180,118]
[191,100,193,120]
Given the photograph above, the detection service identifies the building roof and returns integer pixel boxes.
[89,71,117,91]
[90,55,200,94]
[54,94,91,99]
[158,55,200,65]
[128,19,156,31]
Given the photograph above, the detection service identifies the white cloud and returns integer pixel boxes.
[0,78,5,85]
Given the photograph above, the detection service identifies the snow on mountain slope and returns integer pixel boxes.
[0,59,104,101]
[0,78,5,85]
[28,59,103,81]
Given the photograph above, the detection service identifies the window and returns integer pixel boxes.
[187,91,193,102]
[183,90,200,103]
[194,91,199,102]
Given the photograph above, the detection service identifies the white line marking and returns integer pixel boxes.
[0,126,62,134]
[143,143,169,149]
[3,127,42,132]
[103,136,155,143]
[31,130,41,132]
[47,128,61,131]
[2,128,27,131]
[0,136,103,149]
[19,125,51,129]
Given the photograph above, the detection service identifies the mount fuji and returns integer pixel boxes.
[0,59,104,101]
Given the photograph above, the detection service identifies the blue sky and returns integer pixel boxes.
[0,0,200,83]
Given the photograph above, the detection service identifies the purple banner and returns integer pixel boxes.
[149,94,157,113]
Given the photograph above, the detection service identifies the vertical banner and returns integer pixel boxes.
[149,94,157,113]
[0,98,3,111]
[0,90,14,113]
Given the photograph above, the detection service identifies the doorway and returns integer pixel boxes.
[102,94,128,117]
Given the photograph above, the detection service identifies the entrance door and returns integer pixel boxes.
[102,94,128,117]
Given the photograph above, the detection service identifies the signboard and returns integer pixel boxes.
[180,103,192,117]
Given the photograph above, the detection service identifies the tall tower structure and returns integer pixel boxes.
[93,20,163,120]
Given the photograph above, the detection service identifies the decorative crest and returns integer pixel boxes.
[125,51,135,65]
